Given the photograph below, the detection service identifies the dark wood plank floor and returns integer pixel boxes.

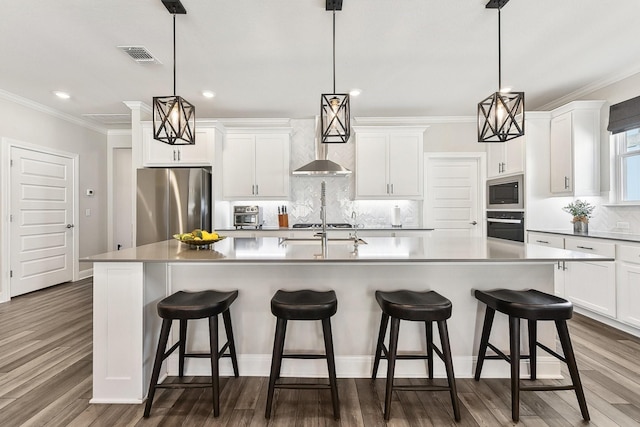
[0,279,639,426]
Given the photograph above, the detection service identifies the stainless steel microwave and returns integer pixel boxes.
[487,175,524,210]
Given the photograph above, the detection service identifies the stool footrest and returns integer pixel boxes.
[379,343,446,362]
[536,342,566,363]
[282,353,327,360]
[275,382,331,390]
[520,384,576,392]
[156,382,213,389]
[393,384,454,392]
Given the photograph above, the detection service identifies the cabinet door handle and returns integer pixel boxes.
[386,184,390,194]
[536,240,550,244]
[173,150,177,161]
[576,245,594,250]
[390,183,394,194]
[177,149,181,161]
[564,176,569,189]
[251,185,255,195]
[498,163,502,173]
[255,184,259,195]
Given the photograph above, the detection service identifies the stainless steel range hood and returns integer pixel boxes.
[293,116,351,176]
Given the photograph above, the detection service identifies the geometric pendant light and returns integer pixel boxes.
[477,0,524,143]
[153,0,196,145]
[320,0,351,144]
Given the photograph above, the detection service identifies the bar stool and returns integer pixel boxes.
[144,289,239,418]
[265,289,340,420]
[474,289,589,422]
[372,290,460,421]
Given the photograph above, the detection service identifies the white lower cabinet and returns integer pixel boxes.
[528,232,617,319]
[617,244,640,328]
[563,237,616,318]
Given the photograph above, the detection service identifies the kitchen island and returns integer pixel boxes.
[83,234,613,404]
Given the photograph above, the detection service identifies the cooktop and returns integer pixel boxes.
[292,223,353,229]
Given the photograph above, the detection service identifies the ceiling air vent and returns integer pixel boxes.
[118,46,161,64]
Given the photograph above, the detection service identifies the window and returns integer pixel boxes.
[616,127,640,202]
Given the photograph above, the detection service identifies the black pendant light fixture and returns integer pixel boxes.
[477,0,524,143]
[153,0,195,145]
[321,0,350,144]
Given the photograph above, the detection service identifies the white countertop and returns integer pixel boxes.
[82,235,614,263]
[528,229,640,243]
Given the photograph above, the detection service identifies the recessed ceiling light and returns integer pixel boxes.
[54,91,71,99]
[202,90,215,98]
[349,88,362,97]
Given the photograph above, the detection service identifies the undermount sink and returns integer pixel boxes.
[279,237,367,246]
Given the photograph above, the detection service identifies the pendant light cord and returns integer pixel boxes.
[497,7,501,91]
[173,13,177,96]
[332,6,336,94]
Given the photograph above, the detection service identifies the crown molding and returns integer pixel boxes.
[107,129,132,136]
[539,62,640,111]
[219,118,292,127]
[0,89,108,134]
[353,116,475,125]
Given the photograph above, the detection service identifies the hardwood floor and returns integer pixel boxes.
[1,279,639,426]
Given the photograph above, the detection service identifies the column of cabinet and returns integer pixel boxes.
[142,123,216,167]
[616,245,640,328]
[549,101,604,195]
[354,127,425,199]
[486,137,525,178]
[222,130,291,199]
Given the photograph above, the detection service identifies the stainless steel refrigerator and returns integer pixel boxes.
[136,168,212,246]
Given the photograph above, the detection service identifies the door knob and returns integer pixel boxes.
[66,224,74,228]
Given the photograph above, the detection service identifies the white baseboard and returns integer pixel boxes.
[78,268,93,280]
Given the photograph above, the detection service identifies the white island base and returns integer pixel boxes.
[87,236,611,404]
[91,262,559,403]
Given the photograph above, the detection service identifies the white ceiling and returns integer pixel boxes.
[2,0,639,128]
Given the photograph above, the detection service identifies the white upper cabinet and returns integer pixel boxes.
[222,129,291,199]
[486,136,524,178]
[549,101,604,196]
[142,123,216,167]
[354,126,425,199]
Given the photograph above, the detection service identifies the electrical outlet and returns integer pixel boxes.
[617,221,630,229]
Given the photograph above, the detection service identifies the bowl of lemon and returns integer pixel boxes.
[173,229,226,249]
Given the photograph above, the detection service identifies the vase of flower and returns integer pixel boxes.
[563,200,595,234]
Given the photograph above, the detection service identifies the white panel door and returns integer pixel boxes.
[425,156,481,237]
[10,147,74,296]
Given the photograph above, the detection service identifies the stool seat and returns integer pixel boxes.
[271,289,337,320]
[474,289,572,320]
[375,290,452,321]
[158,290,238,319]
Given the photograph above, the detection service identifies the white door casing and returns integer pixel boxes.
[8,144,77,297]
[423,153,485,237]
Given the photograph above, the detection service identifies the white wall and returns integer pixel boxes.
[424,121,479,153]
[0,96,108,278]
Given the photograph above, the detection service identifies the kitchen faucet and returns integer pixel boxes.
[320,181,328,256]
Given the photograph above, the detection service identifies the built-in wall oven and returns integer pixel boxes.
[487,211,525,242]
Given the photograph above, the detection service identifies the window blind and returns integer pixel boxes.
[607,95,640,134]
